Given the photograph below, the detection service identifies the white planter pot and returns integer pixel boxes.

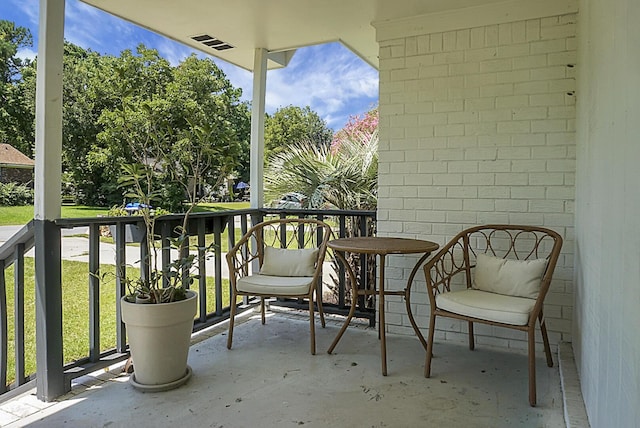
[121,290,197,391]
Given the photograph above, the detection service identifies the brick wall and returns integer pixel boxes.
[377,13,576,349]
[0,167,34,187]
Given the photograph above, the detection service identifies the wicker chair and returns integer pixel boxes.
[226,218,333,355]
[422,225,563,406]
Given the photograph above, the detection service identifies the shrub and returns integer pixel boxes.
[0,182,34,206]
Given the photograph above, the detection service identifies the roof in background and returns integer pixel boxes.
[0,144,35,167]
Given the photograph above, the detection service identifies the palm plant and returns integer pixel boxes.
[264,129,378,210]
[264,129,378,307]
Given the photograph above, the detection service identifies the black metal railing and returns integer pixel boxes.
[0,208,376,402]
[0,221,36,399]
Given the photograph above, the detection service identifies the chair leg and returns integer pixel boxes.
[468,321,475,350]
[528,327,537,407]
[539,311,554,367]
[309,298,316,355]
[260,297,266,325]
[316,288,326,328]
[424,313,436,378]
[227,291,237,350]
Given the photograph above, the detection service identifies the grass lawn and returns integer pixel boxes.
[0,202,251,226]
[196,201,250,212]
[4,258,231,386]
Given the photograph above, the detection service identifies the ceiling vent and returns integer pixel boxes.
[191,34,234,51]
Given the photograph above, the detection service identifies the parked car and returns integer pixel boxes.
[275,192,307,209]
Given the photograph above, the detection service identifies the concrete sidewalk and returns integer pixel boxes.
[0,225,90,241]
[0,225,341,284]
[0,225,232,278]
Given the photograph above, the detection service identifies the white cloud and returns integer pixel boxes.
[263,43,378,129]
[64,0,119,50]
[63,0,159,57]
[14,0,38,25]
[16,48,37,62]
[154,38,192,66]
[206,42,379,128]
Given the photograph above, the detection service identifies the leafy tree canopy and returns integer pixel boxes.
[0,20,33,154]
[331,107,378,152]
[0,20,32,84]
[95,47,250,209]
[264,105,333,159]
[1,31,251,209]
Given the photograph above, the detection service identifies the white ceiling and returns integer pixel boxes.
[80,0,505,71]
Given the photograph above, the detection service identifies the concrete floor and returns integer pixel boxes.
[3,309,565,428]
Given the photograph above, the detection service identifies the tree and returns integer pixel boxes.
[0,20,34,155]
[331,107,378,152]
[163,54,250,204]
[264,105,332,159]
[0,20,32,84]
[91,45,174,206]
[0,21,250,208]
[60,44,120,202]
[97,48,249,210]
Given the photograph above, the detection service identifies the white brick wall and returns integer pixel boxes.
[377,13,576,348]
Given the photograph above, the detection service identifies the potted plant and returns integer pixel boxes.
[117,163,203,392]
[106,90,242,391]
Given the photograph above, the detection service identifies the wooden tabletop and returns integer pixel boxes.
[328,236,439,256]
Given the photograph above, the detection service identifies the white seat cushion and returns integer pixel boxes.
[436,289,536,325]
[260,246,319,277]
[237,274,314,296]
[474,253,547,299]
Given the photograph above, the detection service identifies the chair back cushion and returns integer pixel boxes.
[260,246,319,277]
[474,253,547,299]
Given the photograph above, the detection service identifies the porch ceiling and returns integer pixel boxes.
[79,0,506,71]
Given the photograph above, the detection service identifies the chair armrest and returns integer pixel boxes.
[226,232,260,286]
[423,236,470,305]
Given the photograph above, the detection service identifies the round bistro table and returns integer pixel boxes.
[327,236,439,375]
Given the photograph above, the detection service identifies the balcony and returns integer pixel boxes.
[1,308,572,427]
[0,208,587,426]
[0,209,377,399]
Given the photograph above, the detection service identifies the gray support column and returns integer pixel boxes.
[34,0,66,401]
[250,48,268,209]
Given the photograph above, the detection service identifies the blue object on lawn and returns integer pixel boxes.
[125,202,150,214]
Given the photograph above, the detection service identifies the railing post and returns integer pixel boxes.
[0,260,7,393]
[14,243,25,385]
[88,224,100,362]
[197,218,207,322]
[114,222,127,353]
[34,219,67,401]
[338,216,346,308]
[213,216,224,315]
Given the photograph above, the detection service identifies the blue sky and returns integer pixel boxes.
[1,0,379,131]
